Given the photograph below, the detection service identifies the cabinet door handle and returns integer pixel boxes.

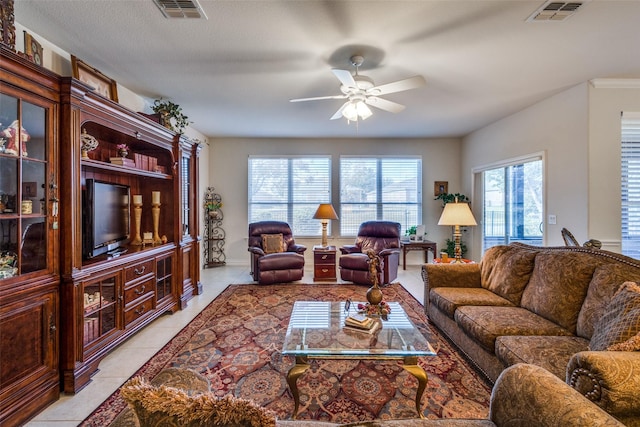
[134,266,146,275]
[134,285,146,295]
[321,255,328,260]
[321,268,329,273]
[135,305,146,315]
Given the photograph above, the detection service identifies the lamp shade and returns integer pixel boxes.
[313,203,339,220]
[438,202,477,226]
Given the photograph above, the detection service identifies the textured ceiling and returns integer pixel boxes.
[14,0,640,139]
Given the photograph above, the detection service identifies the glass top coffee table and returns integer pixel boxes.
[282,301,436,419]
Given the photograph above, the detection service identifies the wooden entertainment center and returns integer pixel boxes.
[0,48,201,425]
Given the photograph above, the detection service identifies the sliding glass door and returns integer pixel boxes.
[481,158,543,251]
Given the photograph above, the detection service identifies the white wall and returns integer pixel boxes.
[462,83,590,259]
[462,81,640,258]
[588,83,640,251]
[206,137,461,266]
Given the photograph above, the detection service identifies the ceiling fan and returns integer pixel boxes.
[290,55,426,122]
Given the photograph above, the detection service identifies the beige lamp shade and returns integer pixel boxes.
[313,204,339,220]
[438,202,477,226]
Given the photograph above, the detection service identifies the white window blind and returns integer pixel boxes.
[621,112,640,257]
[340,157,422,235]
[248,156,331,236]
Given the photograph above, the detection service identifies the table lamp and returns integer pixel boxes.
[437,198,477,263]
[313,203,339,247]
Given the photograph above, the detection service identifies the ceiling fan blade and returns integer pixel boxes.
[365,96,406,113]
[368,75,426,96]
[332,68,357,89]
[330,102,350,120]
[290,94,347,102]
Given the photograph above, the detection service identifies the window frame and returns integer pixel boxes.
[339,156,422,236]
[248,155,332,237]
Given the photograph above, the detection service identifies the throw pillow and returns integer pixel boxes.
[589,281,640,351]
[120,376,277,427]
[261,233,284,254]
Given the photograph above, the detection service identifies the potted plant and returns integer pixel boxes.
[405,225,417,241]
[435,192,469,207]
[151,98,191,134]
[204,200,223,218]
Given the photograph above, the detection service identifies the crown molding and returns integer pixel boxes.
[590,78,640,89]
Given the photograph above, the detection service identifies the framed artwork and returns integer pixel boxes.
[22,182,37,197]
[434,181,448,196]
[71,55,119,102]
[23,31,43,65]
[1,0,16,50]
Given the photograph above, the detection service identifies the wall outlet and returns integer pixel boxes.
[548,215,557,225]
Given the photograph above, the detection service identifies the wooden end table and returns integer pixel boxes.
[313,245,336,281]
[400,240,437,270]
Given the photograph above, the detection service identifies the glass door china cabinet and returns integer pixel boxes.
[0,49,60,427]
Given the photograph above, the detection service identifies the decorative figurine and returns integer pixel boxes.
[2,120,30,157]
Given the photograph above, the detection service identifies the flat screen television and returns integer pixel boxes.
[83,179,130,259]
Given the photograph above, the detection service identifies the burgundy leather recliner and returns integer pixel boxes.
[339,221,401,285]
[248,221,307,285]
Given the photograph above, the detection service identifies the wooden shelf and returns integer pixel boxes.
[81,158,172,179]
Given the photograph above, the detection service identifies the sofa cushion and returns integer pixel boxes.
[589,281,640,351]
[430,287,514,318]
[495,335,589,380]
[480,245,537,305]
[520,251,598,334]
[262,233,284,254]
[454,306,573,352]
[120,376,277,427]
[577,263,640,340]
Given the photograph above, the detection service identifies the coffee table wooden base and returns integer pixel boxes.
[286,355,428,419]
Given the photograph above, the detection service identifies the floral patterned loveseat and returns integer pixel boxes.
[422,243,640,426]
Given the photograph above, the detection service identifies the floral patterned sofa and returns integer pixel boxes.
[120,364,624,426]
[422,243,640,426]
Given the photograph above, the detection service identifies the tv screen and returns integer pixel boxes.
[83,179,130,258]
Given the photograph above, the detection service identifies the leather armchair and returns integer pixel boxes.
[248,221,307,285]
[339,221,401,285]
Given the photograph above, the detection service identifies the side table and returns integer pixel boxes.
[313,245,336,281]
[400,240,437,270]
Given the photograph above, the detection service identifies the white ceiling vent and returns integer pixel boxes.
[527,1,587,22]
[153,0,207,19]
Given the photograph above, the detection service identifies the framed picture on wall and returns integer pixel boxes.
[23,31,43,66]
[434,181,448,196]
[71,55,119,102]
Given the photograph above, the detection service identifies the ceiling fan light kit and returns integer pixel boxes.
[290,55,426,123]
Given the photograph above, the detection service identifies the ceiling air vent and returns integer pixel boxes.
[527,1,587,22]
[153,0,207,19]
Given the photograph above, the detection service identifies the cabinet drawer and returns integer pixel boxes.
[314,252,336,263]
[315,266,336,279]
[124,277,155,305]
[124,294,155,326]
[124,259,155,283]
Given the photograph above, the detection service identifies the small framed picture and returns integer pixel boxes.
[71,55,119,102]
[23,31,43,66]
[22,182,38,198]
[434,181,448,196]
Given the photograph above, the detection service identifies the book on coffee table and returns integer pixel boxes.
[345,314,375,330]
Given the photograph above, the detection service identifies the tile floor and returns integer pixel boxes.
[25,264,426,426]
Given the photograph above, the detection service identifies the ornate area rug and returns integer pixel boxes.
[80,283,490,426]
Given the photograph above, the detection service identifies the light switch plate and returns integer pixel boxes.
[548,215,557,225]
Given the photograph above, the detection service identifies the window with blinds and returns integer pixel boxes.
[621,112,640,257]
[340,157,422,236]
[248,156,331,236]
